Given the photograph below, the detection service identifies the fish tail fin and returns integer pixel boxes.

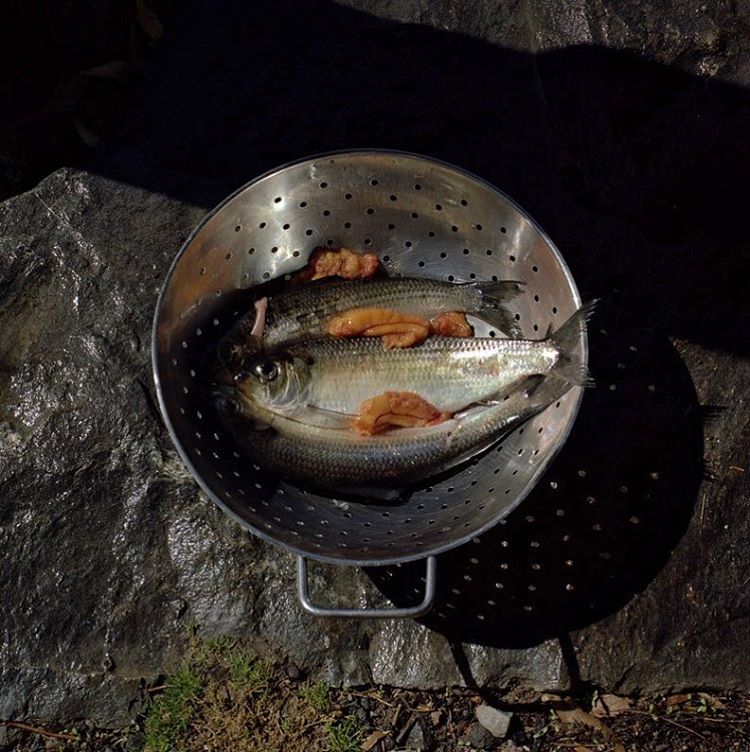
[475,280,525,337]
[549,300,598,388]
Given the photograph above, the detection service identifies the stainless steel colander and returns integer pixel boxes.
[152,150,586,618]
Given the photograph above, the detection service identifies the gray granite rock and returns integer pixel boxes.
[1,0,750,730]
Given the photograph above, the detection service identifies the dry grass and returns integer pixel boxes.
[142,632,362,752]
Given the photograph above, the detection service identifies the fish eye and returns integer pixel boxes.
[253,359,278,382]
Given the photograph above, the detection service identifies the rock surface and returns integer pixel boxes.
[1,0,750,728]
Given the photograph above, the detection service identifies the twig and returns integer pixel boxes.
[631,711,708,741]
[147,684,167,693]
[0,721,78,741]
[350,690,396,708]
[688,716,749,725]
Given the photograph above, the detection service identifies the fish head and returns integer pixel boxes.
[232,353,310,412]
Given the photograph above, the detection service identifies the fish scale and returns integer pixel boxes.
[289,335,559,414]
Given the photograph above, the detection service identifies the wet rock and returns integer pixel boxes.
[475,705,513,738]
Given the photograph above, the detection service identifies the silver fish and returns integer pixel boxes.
[219,276,524,362]
[215,372,572,493]
[233,303,594,419]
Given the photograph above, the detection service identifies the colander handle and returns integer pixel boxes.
[297,555,437,619]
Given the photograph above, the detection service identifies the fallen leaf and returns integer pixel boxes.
[136,0,164,40]
[666,693,691,707]
[575,747,593,752]
[557,707,625,752]
[414,704,432,713]
[361,730,389,751]
[697,692,727,710]
[591,694,634,718]
[430,710,442,726]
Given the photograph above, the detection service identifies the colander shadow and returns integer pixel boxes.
[366,319,704,647]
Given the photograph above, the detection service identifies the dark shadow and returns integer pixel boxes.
[367,319,705,646]
[19,1,747,645]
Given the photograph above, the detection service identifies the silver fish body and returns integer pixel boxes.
[287,336,557,414]
[219,276,523,362]
[232,303,593,418]
[216,373,570,493]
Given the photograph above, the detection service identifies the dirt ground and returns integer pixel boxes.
[3,637,749,752]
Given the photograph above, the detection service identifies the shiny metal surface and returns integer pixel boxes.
[297,555,437,618]
[153,150,585,567]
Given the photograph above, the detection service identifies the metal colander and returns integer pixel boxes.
[153,150,586,618]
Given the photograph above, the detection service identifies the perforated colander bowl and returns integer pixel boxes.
[153,150,586,617]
